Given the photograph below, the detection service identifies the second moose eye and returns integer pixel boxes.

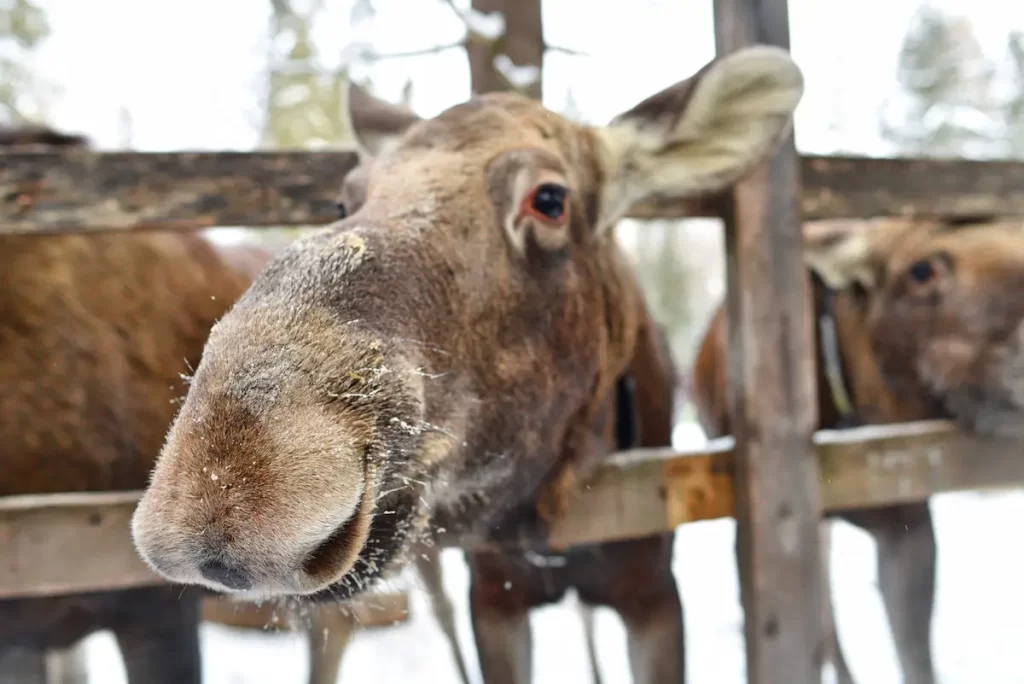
[908,259,934,283]
[903,252,952,293]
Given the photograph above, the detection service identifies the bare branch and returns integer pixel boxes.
[437,2,588,58]
[544,43,587,57]
[341,39,467,66]
[363,40,467,61]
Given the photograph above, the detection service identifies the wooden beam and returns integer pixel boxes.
[0,150,359,235]
[4,420,1021,599]
[544,420,1024,548]
[714,2,823,682]
[0,492,154,599]
[4,151,1024,235]
[200,591,409,631]
[0,491,410,629]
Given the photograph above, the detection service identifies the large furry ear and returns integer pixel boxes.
[344,80,422,157]
[802,219,881,290]
[593,45,804,231]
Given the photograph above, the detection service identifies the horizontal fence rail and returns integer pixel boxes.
[201,591,409,632]
[3,419,1021,599]
[5,151,1024,234]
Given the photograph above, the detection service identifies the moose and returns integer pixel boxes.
[0,125,270,683]
[131,44,805,682]
[692,216,1024,684]
[0,125,476,684]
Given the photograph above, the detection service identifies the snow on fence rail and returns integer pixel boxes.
[3,419,1022,600]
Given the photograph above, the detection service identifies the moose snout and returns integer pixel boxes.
[130,394,381,598]
[131,468,377,597]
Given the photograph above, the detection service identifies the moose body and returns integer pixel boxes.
[0,127,273,683]
[692,217,1024,684]
[132,45,808,682]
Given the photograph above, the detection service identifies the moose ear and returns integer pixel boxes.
[593,45,804,232]
[345,80,423,157]
[802,219,883,290]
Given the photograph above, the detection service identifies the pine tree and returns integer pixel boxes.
[255,0,358,245]
[880,7,998,158]
[261,0,352,150]
[0,0,50,123]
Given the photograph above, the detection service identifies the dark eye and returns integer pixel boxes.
[335,202,348,220]
[908,259,935,283]
[530,183,568,221]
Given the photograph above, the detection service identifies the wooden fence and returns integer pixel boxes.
[3,420,1022,601]
[4,0,1024,680]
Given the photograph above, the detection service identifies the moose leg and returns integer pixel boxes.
[414,545,472,684]
[468,551,549,684]
[574,534,684,684]
[840,503,937,684]
[0,646,48,684]
[111,587,203,684]
[469,592,531,684]
[306,607,357,684]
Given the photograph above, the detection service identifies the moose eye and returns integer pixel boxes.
[908,259,935,283]
[335,202,348,220]
[528,183,568,222]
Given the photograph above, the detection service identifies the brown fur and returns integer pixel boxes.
[691,217,1024,684]
[467,313,683,683]
[131,47,804,684]
[0,127,273,682]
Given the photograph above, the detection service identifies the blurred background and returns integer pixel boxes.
[4,0,1023,681]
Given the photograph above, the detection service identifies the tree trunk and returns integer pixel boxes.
[467,0,544,99]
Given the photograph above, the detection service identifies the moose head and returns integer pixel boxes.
[132,46,805,601]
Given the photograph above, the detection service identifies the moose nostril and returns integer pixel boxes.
[199,559,252,591]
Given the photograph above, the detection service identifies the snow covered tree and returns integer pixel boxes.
[880,6,999,158]
[260,0,352,150]
[0,0,50,123]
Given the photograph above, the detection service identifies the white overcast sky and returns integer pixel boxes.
[23,0,1024,156]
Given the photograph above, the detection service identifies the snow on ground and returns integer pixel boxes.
[82,424,1024,683]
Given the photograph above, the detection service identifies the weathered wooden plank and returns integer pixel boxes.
[0,492,153,599]
[0,491,410,628]
[628,156,1024,222]
[4,421,1020,599]
[5,151,1024,234]
[200,591,409,631]
[0,150,359,235]
[713,2,824,682]
[546,420,1024,547]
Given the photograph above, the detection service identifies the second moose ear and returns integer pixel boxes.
[592,45,804,233]
[802,219,885,290]
[344,80,423,157]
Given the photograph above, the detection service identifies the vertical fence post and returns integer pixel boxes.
[712,1,825,682]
